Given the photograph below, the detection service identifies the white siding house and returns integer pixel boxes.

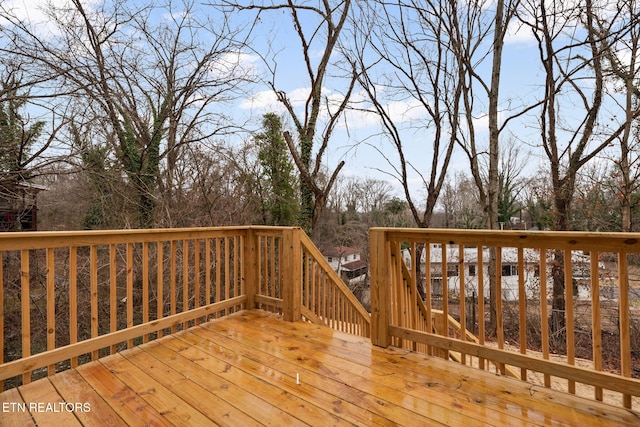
[403,244,604,301]
[322,246,368,285]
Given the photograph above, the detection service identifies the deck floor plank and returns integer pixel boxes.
[48,369,128,427]
[100,352,224,426]
[0,387,36,427]
[175,328,428,427]
[240,310,638,426]
[160,329,356,426]
[1,309,639,426]
[16,378,83,427]
[187,318,472,426]
[129,343,275,426]
[199,311,545,427]
[75,360,174,427]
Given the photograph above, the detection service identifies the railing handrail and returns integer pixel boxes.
[373,226,640,252]
[0,226,254,250]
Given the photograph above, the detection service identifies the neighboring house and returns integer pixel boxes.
[322,246,368,285]
[403,244,604,301]
[0,181,46,231]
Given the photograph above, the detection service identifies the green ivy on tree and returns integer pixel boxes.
[255,113,298,226]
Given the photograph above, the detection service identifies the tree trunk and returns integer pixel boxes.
[486,0,506,337]
[550,191,570,348]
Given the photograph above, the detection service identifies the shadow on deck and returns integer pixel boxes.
[1,310,638,426]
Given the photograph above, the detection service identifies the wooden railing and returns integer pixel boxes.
[248,227,370,336]
[298,232,370,336]
[0,226,369,390]
[370,228,640,410]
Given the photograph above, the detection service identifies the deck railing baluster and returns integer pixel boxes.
[127,242,134,348]
[142,242,150,339]
[90,245,98,361]
[517,247,526,380]
[182,240,189,330]
[170,240,177,333]
[564,248,575,394]
[539,247,550,387]
[591,251,603,401]
[477,245,485,369]
[157,241,164,337]
[459,244,466,364]
[46,248,55,376]
[69,247,78,368]
[109,244,117,354]
[619,251,632,408]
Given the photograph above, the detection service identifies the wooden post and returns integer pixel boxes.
[243,228,257,311]
[370,229,391,347]
[282,227,302,321]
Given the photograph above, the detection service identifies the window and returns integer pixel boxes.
[430,264,443,277]
[447,264,459,277]
[502,265,517,276]
[327,257,332,263]
[468,265,476,276]
[430,278,443,297]
[573,266,590,278]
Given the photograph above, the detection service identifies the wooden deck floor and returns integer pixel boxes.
[1,310,639,426]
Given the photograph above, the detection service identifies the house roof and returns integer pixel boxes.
[1,181,48,193]
[17,182,48,192]
[341,259,367,271]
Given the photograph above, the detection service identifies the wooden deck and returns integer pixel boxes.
[1,310,638,426]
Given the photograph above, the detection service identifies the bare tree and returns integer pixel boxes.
[497,141,529,228]
[572,164,621,231]
[439,172,483,229]
[449,0,521,231]
[449,0,522,335]
[180,143,264,226]
[519,0,640,334]
[226,1,356,236]
[2,0,251,228]
[0,62,68,185]
[351,0,459,228]
[327,175,395,225]
[593,0,640,232]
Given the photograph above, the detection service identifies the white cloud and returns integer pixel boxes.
[385,99,426,123]
[239,86,331,113]
[208,50,261,81]
[472,114,489,132]
[287,87,311,106]
[240,86,435,132]
[505,20,536,45]
[239,90,283,112]
[4,0,51,22]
